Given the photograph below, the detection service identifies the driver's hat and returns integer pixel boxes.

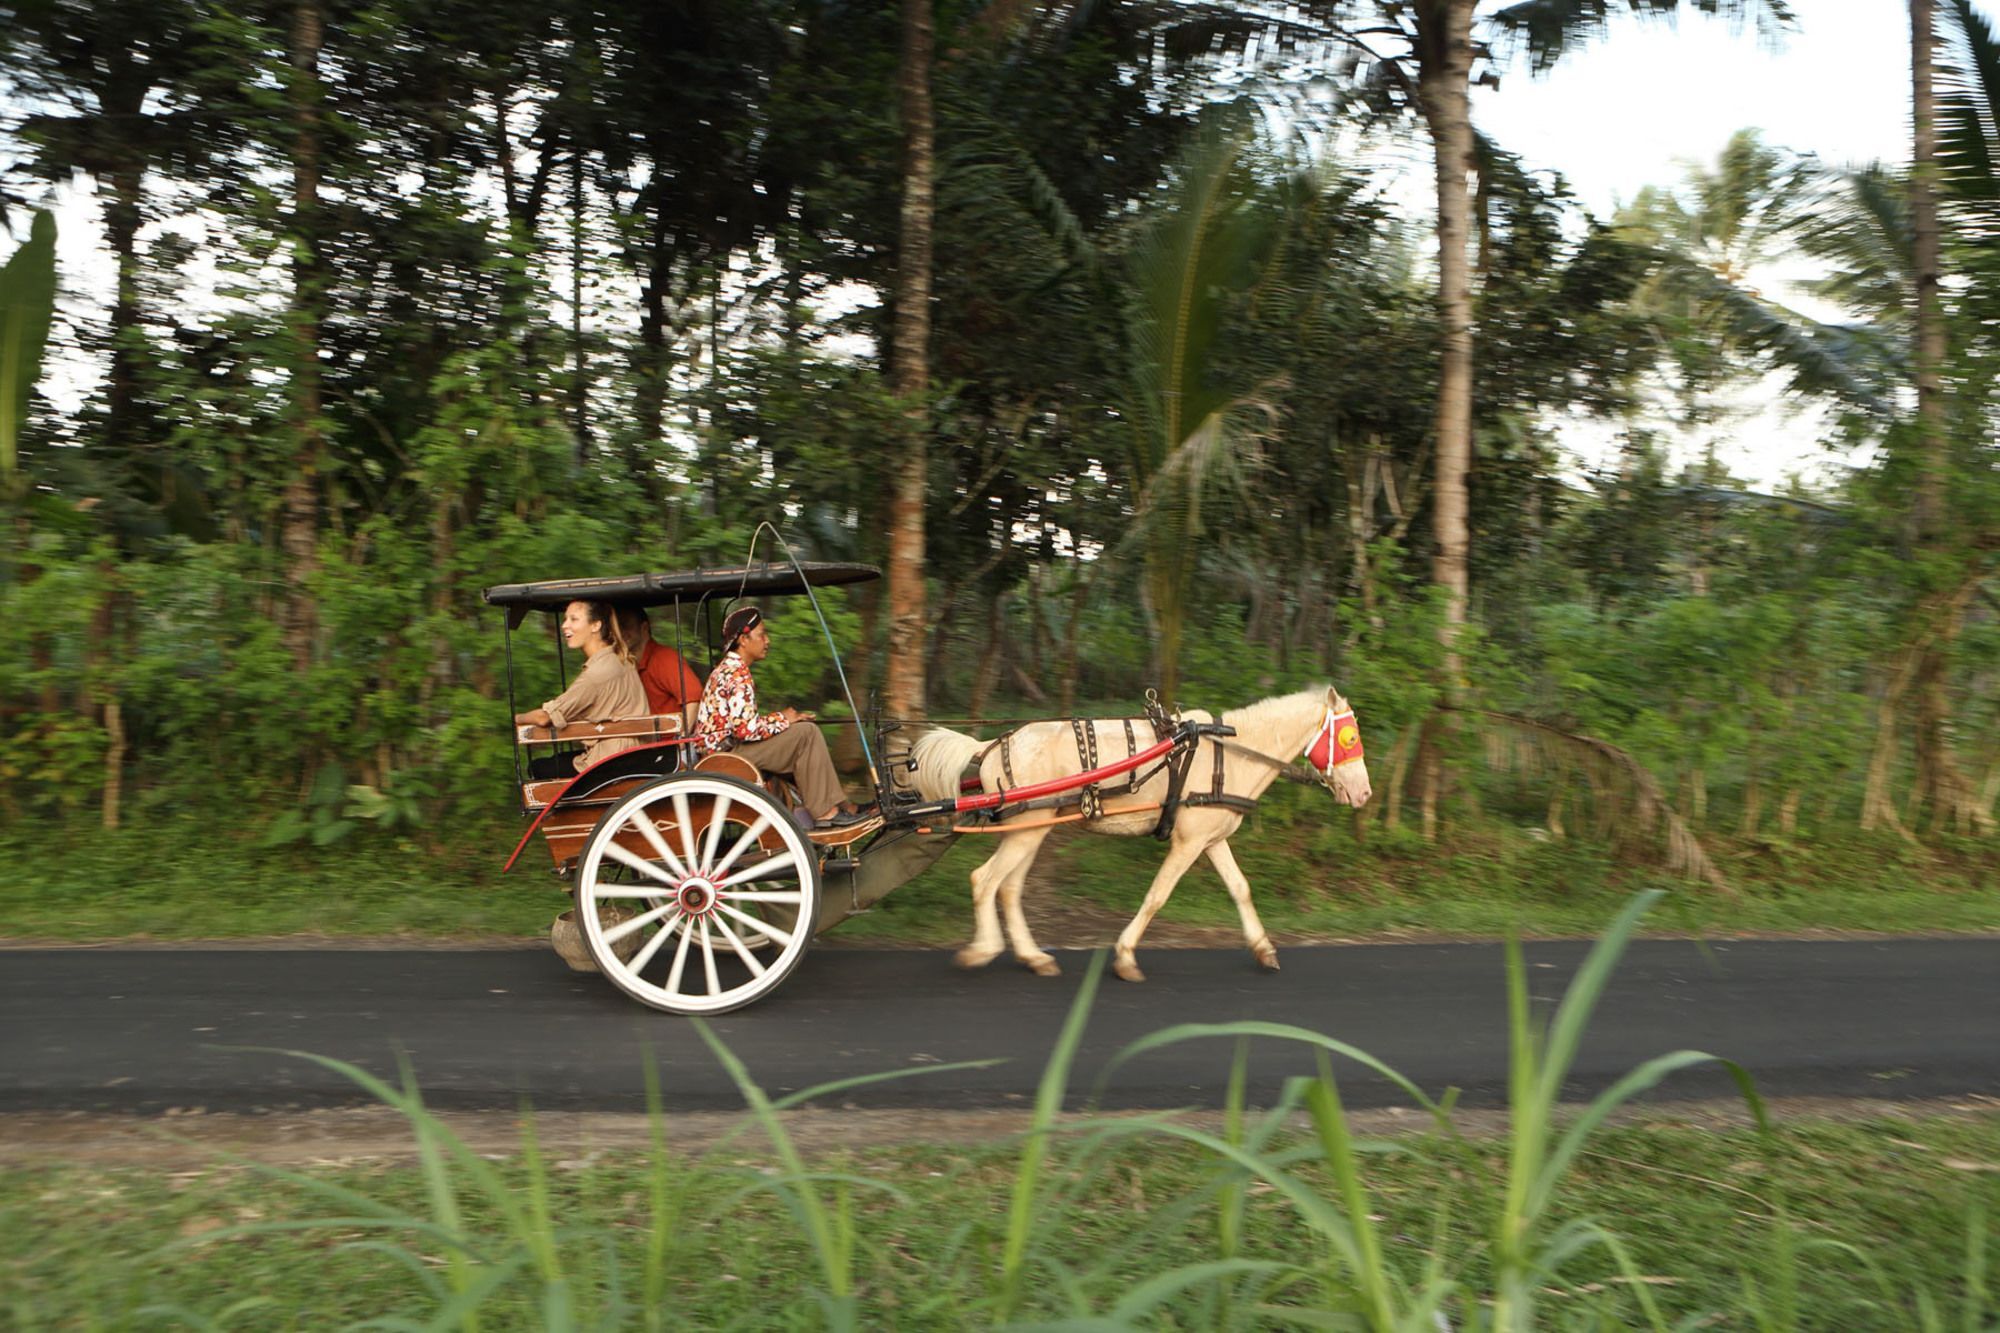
[721,605,764,651]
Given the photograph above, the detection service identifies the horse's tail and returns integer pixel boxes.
[908,728,987,802]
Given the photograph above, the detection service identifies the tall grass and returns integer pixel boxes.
[117,892,1996,1330]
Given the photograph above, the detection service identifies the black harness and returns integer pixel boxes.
[1153,720,1259,840]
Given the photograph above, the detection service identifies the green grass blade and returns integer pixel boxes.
[999,949,1106,1319]
[1306,1055,1397,1329]
[691,1019,851,1302]
[641,1051,674,1333]
[1107,1259,1293,1322]
[1963,1201,1989,1333]
[1095,1019,1455,1128]
[415,1251,537,1333]
[1533,889,1663,1112]
[1528,1049,1722,1218]
[766,1057,1007,1111]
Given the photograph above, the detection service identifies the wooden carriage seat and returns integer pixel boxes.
[519,712,687,810]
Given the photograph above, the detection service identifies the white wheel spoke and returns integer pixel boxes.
[699,917,721,996]
[601,840,677,885]
[717,901,795,949]
[719,850,802,889]
[700,791,734,872]
[710,813,774,881]
[625,912,684,974]
[709,912,767,979]
[629,808,692,880]
[601,902,677,947]
[672,790,701,874]
[591,886,680,899]
[720,890,806,904]
[665,913,696,996]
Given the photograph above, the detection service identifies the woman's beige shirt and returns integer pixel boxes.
[543,649,649,772]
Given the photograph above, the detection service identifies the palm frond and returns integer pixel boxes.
[1122,114,1273,486]
[1469,708,1734,894]
[1783,162,1911,328]
[1939,0,2000,228]
[1645,246,1900,413]
[1488,0,1796,77]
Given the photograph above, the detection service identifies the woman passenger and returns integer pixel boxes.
[514,599,648,779]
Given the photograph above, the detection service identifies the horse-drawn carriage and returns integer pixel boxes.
[484,556,1370,1015]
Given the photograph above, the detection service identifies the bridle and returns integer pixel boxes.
[1302,705,1364,791]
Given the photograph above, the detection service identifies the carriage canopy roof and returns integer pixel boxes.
[482,561,880,626]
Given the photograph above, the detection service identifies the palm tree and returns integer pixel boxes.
[1912,0,1948,541]
[1615,130,1899,426]
[1393,1,1793,675]
[1117,120,1284,700]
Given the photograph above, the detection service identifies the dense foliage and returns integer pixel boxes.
[0,0,1993,867]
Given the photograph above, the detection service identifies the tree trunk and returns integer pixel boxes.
[967,591,1006,718]
[570,146,590,463]
[1911,0,1947,543]
[1415,0,1476,683]
[101,158,146,467]
[637,210,671,446]
[884,0,935,719]
[280,0,325,673]
[1861,648,1920,841]
[1058,567,1090,715]
[1907,0,1973,834]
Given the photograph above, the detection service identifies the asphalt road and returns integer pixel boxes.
[3,939,1996,1114]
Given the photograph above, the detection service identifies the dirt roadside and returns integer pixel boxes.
[4,1097,1997,1169]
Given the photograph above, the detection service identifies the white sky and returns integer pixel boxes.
[9,0,1984,491]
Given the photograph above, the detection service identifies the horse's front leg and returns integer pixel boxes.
[956,845,1008,969]
[996,826,1059,976]
[957,830,1042,970]
[1206,839,1279,971]
[1112,839,1205,982]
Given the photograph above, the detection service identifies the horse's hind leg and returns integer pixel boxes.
[995,828,1059,976]
[1112,838,1205,983]
[1206,839,1279,971]
[956,830,1041,970]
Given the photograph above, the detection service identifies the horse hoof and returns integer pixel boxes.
[1254,945,1280,972]
[1114,956,1147,983]
[1023,953,1061,978]
[955,947,999,970]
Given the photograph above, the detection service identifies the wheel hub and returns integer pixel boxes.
[675,877,717,916]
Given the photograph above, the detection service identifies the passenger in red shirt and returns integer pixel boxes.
[613,606,705,726]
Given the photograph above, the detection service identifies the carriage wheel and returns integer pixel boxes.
[575,773,821,1014]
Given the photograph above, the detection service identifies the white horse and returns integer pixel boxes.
[907,686,1372,982]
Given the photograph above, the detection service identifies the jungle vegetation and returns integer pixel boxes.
[0,0,1994,893]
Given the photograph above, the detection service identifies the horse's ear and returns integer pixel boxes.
[1327,686,1348,712]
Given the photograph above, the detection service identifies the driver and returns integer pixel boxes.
[693,605,865,829]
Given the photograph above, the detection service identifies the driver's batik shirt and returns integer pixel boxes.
[693,649,791,753]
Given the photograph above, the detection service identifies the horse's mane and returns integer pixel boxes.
[1221,686,1334,756]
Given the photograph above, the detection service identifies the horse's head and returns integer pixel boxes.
[1303,687,1372,808]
